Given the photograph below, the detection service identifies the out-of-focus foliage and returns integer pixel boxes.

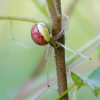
[0,0,100,100]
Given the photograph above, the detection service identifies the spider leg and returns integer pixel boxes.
[53,13,70,40]
[46,17,58,91]
[10,20,38,49]
[45,44,51,60]
[56,41,91,60]
[45,44,58,91]
[45,45,52,88]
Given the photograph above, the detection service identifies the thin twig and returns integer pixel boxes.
[0,15,49,26]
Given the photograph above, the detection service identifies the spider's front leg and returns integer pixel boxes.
[10,20,38,49]
[53,13,70,40]
[52,13,91,60]
[56,42,91,60]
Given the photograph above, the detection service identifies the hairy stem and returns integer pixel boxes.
[46,0,68,100]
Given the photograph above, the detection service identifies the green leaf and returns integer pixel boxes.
[70,71,84,90]
[88,66,100,80]
[70,70,100,97]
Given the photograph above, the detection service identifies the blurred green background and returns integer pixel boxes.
[0,0,100,100]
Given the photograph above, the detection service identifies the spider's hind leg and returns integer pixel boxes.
[10,20,38,49]
[45,44,58,91]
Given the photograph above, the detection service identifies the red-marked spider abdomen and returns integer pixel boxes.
[31,23,50,46]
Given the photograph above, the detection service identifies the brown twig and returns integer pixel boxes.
[46,0,68,100]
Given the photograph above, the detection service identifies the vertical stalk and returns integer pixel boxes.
[46,0,68,100]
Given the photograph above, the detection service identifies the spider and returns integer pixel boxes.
[10,13,91,89]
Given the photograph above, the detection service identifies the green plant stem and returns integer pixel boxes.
[73,88,79,100]
[56,81,79,100]
[0,15,48,26]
